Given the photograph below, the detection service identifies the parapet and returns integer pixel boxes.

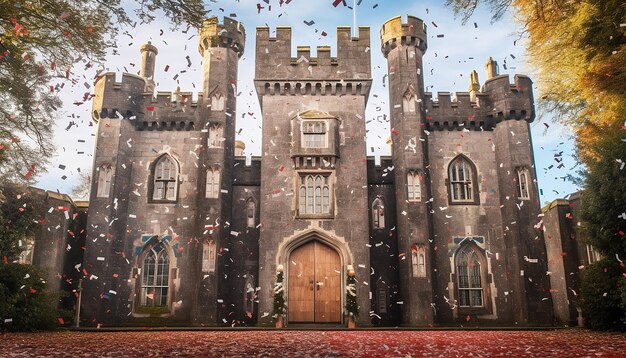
[92,72,147,122]
[380,15,427,58]
[92,72,201,130]
[255,25,371,81]
[199,16,246,57]
[422,74,535,130]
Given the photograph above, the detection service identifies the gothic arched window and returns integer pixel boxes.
[205,167,221,198]
[244,275,255,316]
[151,155,178,202]
[246,198,256,228]
[202,240,216,273]
[517,168,530,200]
[411,244,426,278]
[372,197,385,229]
[456,244,484,307]
[97,164,113,198]
[208,123,223,148]
[403,90,417,113]
[211,93,225,111]
[407,170,421,201]
[141,242,170,307]
[448,156,477,203]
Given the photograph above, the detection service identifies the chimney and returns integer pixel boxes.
[468,70,480,102]
[140,42,158,92]
[485,57,498,80]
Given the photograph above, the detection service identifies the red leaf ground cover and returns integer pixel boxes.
[0,330,625,357]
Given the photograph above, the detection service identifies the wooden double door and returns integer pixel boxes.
[288,240,341,323]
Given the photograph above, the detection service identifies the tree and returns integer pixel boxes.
[0,0,207,183]
[0,182,42,263]
[0,263,67,331]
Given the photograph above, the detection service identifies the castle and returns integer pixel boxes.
[32,15,561,327]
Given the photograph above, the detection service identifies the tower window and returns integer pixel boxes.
[411,245,426,278]
[246,198,256,228]
[407,170,421,201]
[301,121,328,148]
[211,93,225,111]
[298,173,331,215]
[151,155,178,202]
[403,92,417,113]
[244,275,255,317]
[517,168,530,200]
[208,124,223,148]
[97,164,113,198]
[205,167,221,199]
[202,240,216,273]
[456,244,484,307]
[372,197,385,229]
[448,156,477,204]
[141,242,170,307]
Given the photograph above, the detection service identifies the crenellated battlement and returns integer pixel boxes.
[380,15,427,57]
[92,72,203,130]
[255,26,371,81]
[199,16,246,57]
[422,74,535,131]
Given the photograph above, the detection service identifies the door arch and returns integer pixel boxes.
[288,240,341,323]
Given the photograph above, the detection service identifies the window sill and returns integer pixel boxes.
[457,306,491,315]
[134,306,171,316]
[297,213,334,220]
[148,200,178,204]
[449,200,479,206]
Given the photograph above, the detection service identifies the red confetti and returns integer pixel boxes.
[146,106,155,111]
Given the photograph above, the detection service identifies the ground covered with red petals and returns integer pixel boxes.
[1,329,625,357]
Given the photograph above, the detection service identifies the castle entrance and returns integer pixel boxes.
[288,240,341,323]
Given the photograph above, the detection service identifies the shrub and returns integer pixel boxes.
[0,263,60,331]
[579,258,626,331]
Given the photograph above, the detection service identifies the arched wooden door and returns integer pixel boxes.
[288,240,341,323]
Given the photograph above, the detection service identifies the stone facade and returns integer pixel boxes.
[29,15,558,327]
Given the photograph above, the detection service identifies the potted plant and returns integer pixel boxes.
[345,265,359,328]
[273,264,286,328]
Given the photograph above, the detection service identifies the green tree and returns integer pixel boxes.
[579,259,625,331]
[0,0,206,183]
[0,182,42,262]
[0,263,64,331]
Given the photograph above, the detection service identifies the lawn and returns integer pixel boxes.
[0,329,625,357]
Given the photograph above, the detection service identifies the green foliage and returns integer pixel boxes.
[0,263,61,331]
[0,0,207,182]
[0,182,41,262]
[579,259,625,331]
[579,125,626,259]
[345,274,359,317]
[273,271,285,317]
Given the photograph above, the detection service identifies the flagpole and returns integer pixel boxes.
[353,0,357,37]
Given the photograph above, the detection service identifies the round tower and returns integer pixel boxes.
[381,15,433,326]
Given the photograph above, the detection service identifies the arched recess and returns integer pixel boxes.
[451,239,492,315]
[275,229,353,324]
[132,235,178,316]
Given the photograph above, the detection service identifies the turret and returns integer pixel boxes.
[468,70,480,102]
[140,42,158,92]
[380,15,433,326]
[485,57,498,80]
[194,17,245,325]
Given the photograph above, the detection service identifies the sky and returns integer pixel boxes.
[34,0,581,205]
